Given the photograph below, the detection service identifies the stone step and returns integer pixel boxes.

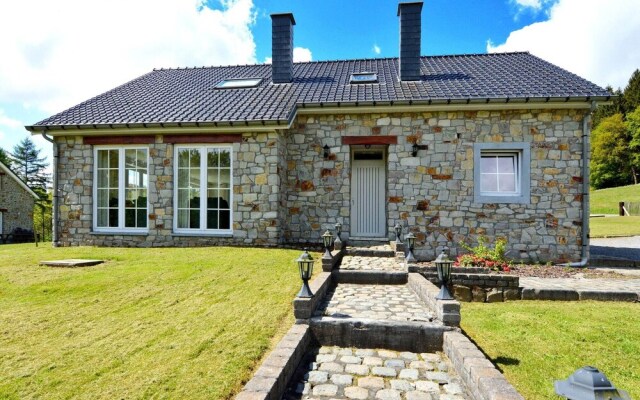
[345,243,396,258]
[309,317,450,353]
[333,270,408,285]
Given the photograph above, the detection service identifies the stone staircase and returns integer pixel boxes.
[237,242,524,400]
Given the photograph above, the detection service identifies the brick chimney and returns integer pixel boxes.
[271,13,296,84]
[398,2,423,81]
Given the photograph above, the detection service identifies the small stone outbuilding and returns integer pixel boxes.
[25,2,611,262]
[0,160,39,239]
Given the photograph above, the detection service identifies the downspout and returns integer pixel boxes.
[41,132,60,247]
[561,101,597,267]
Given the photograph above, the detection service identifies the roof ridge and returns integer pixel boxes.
[149,52,534,71]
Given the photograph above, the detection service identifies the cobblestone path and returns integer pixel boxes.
[283,346,468,400]
[520,277,640,293]
[340,256,406,272]
[314,284,435,322]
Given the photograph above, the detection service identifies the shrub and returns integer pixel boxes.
[456,237,511,272]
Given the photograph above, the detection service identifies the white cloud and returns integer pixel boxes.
[488,0,640,89]
[0,109,23,129]
[0,0,257,115]
[373,44,381,55]
[513,0,544,9]
[293,47,313,62]
[263,47,313,64]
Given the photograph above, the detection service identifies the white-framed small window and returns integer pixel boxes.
[215,78,262,89]
[173,145,233,235]
[480,153,519,195]
[473,142,530,204]
[93,147,149,232]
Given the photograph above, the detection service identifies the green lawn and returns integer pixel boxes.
[590,215,640,237]
[0,244,306,399]
[590,183,640,215]
[461,301,640,400]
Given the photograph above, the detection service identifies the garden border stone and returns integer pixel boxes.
[407,273,461,327]
[443,331,524,400]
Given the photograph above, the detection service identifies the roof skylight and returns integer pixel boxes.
[350,72,378,84]
[216,78,262,89]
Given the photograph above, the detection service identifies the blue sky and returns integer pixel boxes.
[249,0,548,61]
[0,0,639,166]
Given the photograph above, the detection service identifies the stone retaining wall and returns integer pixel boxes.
[413,266,521,302]
[407,273,460,326]
[443,331,524,400]
[236,323,312,400]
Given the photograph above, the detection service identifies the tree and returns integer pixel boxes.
[590,114,634,189]
[10,137,50,194]
[0,147,11,167]
[592,86,624,128]
[628,105,640,184]
[623,69,640,114]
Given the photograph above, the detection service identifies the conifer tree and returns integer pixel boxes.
[10,137,50,195]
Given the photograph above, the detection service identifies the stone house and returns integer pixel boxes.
[0,160,39,238]
[26,2,611,262]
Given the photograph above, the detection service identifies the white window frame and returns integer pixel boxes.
[93,146,149,233]
[473,142,530,204]
[173,144,233,236]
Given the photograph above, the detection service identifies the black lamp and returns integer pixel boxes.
[334,222,343,250]
[323,144,330,159]
[435,248,454,300]
[394,223,403,244]
[322,230,333,259]
[296,250,315,298]
[405,232,416,263]
[555,366,631,400]
[412,142,419,157]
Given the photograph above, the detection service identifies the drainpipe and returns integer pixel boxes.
[41,132,60,247]
[561,101,597,267]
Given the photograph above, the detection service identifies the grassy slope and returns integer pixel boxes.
[590,183,640,215]
[461,301,640,400]
[0,244,305,400]
[590,215,640,237]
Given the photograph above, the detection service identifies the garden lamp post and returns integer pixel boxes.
[296,250,315,298]
[322,230,333,259]
[555,366,631,400]
[394,223,403,244]
[334,222,343,250]
[435,248,454,300]
[405,232,416,263]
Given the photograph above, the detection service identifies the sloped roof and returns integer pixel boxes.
[26,52,611,131]
[0,161,40,199]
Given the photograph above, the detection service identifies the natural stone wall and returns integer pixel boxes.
[285,109,588,263]
[54,108,588,262]
[55,132,285,247]
[412,267,521,302]
[0,172,35,234]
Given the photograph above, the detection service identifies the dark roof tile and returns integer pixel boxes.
[29,52,610,129]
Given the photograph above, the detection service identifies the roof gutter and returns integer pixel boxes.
[560,101,597,267]
[40,132,60,247]
[26,120,292,136]
[296,97,611,115]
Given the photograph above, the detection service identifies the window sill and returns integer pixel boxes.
[172,232,233,238]
[474,194,530,204]
[91,231,149,236]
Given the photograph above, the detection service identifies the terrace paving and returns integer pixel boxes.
[283,346,469,400]
[314,283,435,323]
[340,256,406,272]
